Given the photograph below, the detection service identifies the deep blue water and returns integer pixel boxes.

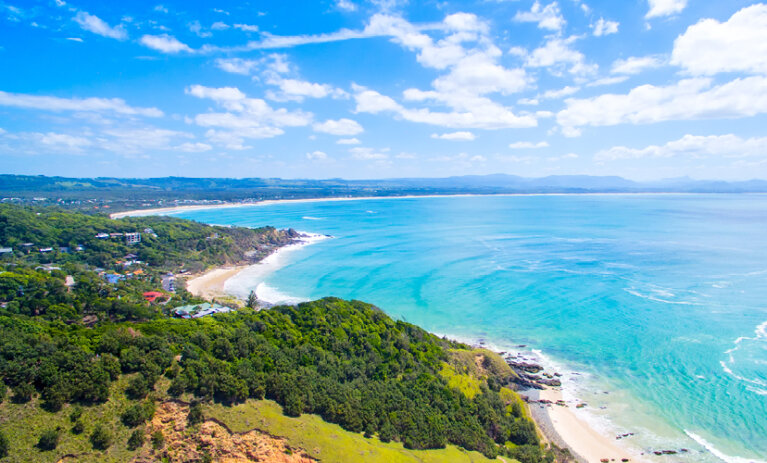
[172,195,767,462]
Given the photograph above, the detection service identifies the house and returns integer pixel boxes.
[64,276,75,288]
[39,247,53,253]
[109,233,123,239]
[75,245,85,252]
[124,253,138,260]
[173,303,232,318]
[125,232,141,245]
[103,273,124,284]
[95,233,109,239]
[143,228,158,238]
[143,291,165,303]
[0,247,12,255]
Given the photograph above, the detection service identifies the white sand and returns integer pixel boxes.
[185,266,248,301]
[536,388,640,463]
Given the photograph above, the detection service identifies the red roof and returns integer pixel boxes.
[143,291,164,302]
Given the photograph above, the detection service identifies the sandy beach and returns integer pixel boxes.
[185,265,249,301]
[523,387,639,463]
[108,192,687,219]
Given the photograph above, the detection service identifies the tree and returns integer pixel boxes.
[71,420,85,435]
[127,429,145,451]
[37,429,60,451]
[121,403,149,427]
[125,374,150,400]
[246,291,258,308]
[11,383,33,403]
[187,401,204,426]
[0,430,8,458]
[90,424,112,450]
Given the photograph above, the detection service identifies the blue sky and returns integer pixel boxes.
[1,0,766,180]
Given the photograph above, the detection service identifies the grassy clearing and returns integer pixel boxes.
[205,399,517,463]
[440,363,483,399]
[0,375,155,463]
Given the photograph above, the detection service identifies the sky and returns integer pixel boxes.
[1,0,767,180]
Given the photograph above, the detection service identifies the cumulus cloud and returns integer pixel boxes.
[671,4,767,76]
[431,131,476,141]
[646,0,687,18]
[337,138,361,145]
[350,147,389,160]
[592,18,619,36]
[525,37,596,75]
[73,11,127,40]
[140,34,193,53]
[336,0,356,11]
[611,56,664,75]
[557,76,767,132]
[509,141,549,149]
[186,84,312,146]
[0,90,162,117]
[215,58,260,75]
[595,134,767,161]
[514,1,565,32]
[313,118,363,136]
[306,150,328,160]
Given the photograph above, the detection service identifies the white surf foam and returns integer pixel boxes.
[684,430,767,463]
[224,232,329,304]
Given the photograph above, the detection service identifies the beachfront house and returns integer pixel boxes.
[125,232,141,245]
[172,303,232,319]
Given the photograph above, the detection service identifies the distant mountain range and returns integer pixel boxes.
[2,174,767,201]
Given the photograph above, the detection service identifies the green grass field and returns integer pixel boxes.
[205,399,519,463]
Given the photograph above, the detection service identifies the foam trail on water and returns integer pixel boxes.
[684,430,767,463]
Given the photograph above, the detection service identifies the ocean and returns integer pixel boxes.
[171,194,767,462]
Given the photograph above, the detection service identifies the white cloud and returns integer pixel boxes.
[215,58,260,75]
[0,90,162,117]
[350,147,388,160]
[592,18,619,36]
[39,132,93,151]
[595,134,767,161]
[73,11,127,40]
[176,142,212,152]
[140,34,192,53]
[431,131,476,141]
[234,23,259,32]
[514,1,565,32]
[671,4,767,76]
[336,0,357,11]
[337,138,361,145]
[211,21,230,30]
[306,150,328,160]
[646,0,687,19]
[353,85,402,113]
[267,78,347,102]
[154,5,168,13]
[542,86,579,99]
[313,118,363,136]
[188,21,211,38]
[586,76,629,87]
[186,85,312,145]
[509,141,549,149]
[558,76,767,131]
[525,37,596,75]
[611,56,664,75]
[66,37,83,42]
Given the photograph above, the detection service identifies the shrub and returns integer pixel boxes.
[90,424,112,450]
[125,375,150,400]
[151,430,164,449]
[187,401,203,426]
[71,420,85,435]
[127,429,145,451]
[37,429,60,451]
[69,405,83,422]
[11,383,33,403]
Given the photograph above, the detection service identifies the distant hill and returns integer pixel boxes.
[1,174,766,204]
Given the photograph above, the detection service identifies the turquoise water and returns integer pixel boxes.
[172,195,767,462]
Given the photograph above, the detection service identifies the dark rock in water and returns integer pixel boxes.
[517,344,527,348]
[507,360,543,373]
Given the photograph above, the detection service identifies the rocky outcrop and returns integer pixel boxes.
[132,401,315,463]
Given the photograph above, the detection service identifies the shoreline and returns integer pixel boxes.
[185,232,329,306]
[443,334,641,463]
[109,192,722,219]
